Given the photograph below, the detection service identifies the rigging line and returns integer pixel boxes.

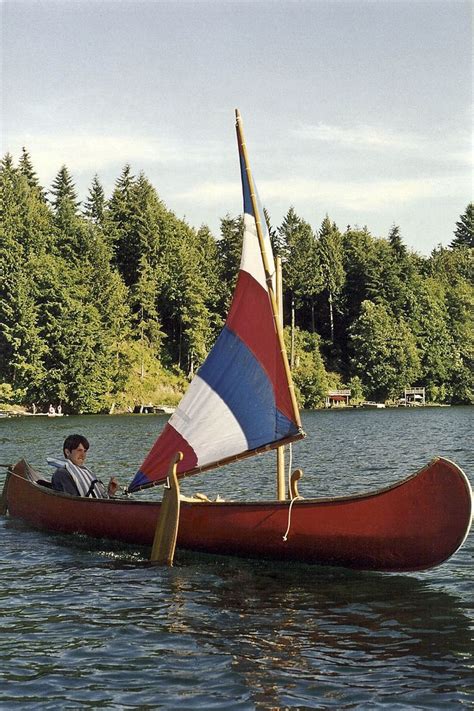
[282,493,302,542]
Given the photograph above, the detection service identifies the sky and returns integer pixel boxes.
[2,0,472,254]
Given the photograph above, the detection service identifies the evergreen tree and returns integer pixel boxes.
[106,166,162,289]
[0,154,53,398]
[77,221,130,335]
[2,146,473,412]
[106,165,135,232]
[278,208,322,332]
[18,147,46,201]
[388,223,407,259]
[422,246,474,402]
[0,154,24,254]
[288,327,329,408]
[450,203,473,249]
[83,174,106,224]
[195,224,225,335]
[131,256,162,365]
[445,278,474,403]
[406,277,456,400]
[159,221,215,372]
[365,238,415,319]
[49,166,83,263]
[106,168,139,285]
[50,165,80,213]
[350,300,420,401]
[0,155,25,385]
[29,252,114,412]
[263,206,280,256]
[317,216,345,343]
[341,226,373,331]
[2,265,46,397]
[132,173,163,267]
[217,214,244,310]
[428,244,473,283]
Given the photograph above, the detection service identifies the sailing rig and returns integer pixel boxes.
[2,111,472,571]
[127,110,304,494]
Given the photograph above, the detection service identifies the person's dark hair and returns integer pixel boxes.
[63,434,90,455]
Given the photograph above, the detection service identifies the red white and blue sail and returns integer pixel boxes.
[128,112,303,492]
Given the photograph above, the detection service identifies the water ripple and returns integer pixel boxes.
[0,410,472,708]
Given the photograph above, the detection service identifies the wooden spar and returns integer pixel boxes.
[150,452,182,565]
[276,256,286,501]
[129,431,304,493]
[235,109,302,431]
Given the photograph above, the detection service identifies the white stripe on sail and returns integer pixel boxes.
[240,213,275,292]
[170,375,248,467]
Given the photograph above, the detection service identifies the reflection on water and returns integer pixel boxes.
[175,556,473,708]
[1,536,472,709]
[0,409,472,708]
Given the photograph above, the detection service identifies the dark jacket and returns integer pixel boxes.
[51,467,80,496]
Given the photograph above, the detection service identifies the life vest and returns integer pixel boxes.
[47,457,108,498]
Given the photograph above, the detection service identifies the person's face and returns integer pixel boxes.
[65,444,88,466]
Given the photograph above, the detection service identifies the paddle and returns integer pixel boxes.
[150,452,182,565]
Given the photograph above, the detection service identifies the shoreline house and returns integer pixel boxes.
[399,387,426,406]
[325,389,351,408]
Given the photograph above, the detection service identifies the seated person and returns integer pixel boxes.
[49,434,118,498]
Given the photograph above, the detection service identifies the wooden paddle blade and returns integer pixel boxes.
[150,452,183,565]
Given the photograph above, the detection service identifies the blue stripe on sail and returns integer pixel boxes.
[198,327,298,449]
[131,470,150,489]
[239,148,253,217]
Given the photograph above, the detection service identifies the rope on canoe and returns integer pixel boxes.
[282,493,302,542]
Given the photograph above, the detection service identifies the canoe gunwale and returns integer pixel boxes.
[7,455,473,509]
[4,456,472,572]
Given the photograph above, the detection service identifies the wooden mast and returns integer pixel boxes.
[276,256,286,501]
[235,109,302,431]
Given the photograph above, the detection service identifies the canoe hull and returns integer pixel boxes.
[4,457,472,572]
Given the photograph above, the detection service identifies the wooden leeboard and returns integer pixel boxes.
[150,453,182,565]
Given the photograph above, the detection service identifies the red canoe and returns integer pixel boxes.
[3,456,472,572]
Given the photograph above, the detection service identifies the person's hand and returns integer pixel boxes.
[108,476,119,497]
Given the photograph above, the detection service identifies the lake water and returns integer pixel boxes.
[0,408,472,709]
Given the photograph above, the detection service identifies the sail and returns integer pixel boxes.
[128,112,303,492]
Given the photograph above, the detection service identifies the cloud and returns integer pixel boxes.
[6,132,224,176]
[293,123,420,150]
[292,123,472,165]
[178,175,467,212]
[266,175,467,210]
[175,181,240,204]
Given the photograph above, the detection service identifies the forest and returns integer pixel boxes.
[0,148,472,413]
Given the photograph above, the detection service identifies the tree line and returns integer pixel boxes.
[0,149,472,412]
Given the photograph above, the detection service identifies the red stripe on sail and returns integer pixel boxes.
[140,423,198,484]
[226,269,294,423]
